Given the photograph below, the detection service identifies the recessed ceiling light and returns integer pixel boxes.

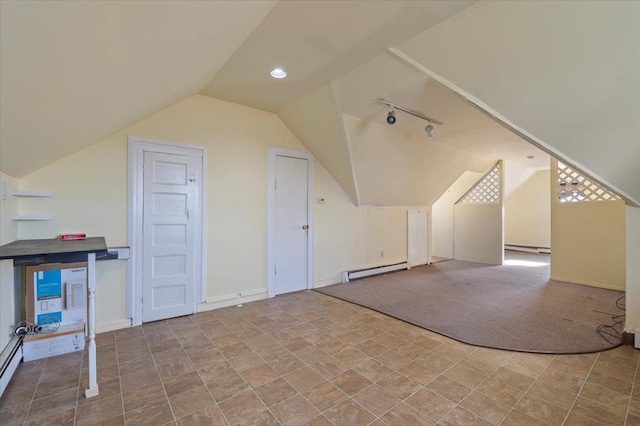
[270,68,287,79]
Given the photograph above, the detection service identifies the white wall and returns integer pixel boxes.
[0,172,20,349]
[431,171,482,259]
[505,169,550,248]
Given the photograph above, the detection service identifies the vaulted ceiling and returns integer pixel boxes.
[1,1,638,206]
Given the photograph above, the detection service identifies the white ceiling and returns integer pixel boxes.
[345,79,549,169]
[201,1,474,112]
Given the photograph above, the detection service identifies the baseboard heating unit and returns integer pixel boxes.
[341,262,410,283]
[505,245,550,254]
[0,336,23,397]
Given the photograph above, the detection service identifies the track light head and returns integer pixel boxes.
[425,123,435,137]
[386,109,396,125]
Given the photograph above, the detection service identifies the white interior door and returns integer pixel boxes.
[142,151,201,322]
[408,210,429,267]
[275,155,309,295]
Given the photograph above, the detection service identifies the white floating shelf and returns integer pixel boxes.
[10,215,53,221]
[11,191,53,197]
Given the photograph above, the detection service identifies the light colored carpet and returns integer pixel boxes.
[315,252,624,354]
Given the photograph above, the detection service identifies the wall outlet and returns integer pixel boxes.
[380,250,384,257]
[1,181,6,200]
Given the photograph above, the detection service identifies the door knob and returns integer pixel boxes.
[302,225,309,230]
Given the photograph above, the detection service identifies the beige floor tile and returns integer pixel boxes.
[122,382,166,412]
[475,379,524,407]
[439,406,493,426]
[425,375,472,403]
[501,410,546,426]
[405,387,456,422]
[302,381,349,412]
[490,366,536,391]
[124,399,174,425]
[270,394,320,426]
[526,377,577,409]
[353,359,393,383]
[75,393,124,426]
[323,399,375,426]
[284,366,325,392]
[381,402,436,426]
[169,385,214,419]
[254,377,298,407]
[217,389,267,425]
[240,364,279,388]
[3,291,638,426]
[458,390,511,425]
[352,384,400,417]
[515,393,568,425]
[162,371,204,397]
[377,371,422,399]
[330,370,372,396]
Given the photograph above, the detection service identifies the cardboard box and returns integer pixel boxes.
[25,262,87,328]
[22,324,86,362]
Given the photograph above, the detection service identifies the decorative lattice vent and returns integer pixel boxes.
[457,162,501,205]
[557,162,621,203]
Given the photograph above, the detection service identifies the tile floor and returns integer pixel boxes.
[1,290,638,426]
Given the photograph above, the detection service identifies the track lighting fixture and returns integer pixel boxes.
[425,123,435,137]
[386,109,396,125]
[377,98,443,137]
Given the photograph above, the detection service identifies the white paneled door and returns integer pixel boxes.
[142,151,201,322]
[408,210,429,267]
[275,155,309,295]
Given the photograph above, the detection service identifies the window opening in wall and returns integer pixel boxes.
[557,162,621,203]
[456,162,501,205]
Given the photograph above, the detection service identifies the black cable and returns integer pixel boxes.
[596,294,625,344]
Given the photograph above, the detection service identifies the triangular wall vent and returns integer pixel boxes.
[557,162,621,203]
[456,162,501,205]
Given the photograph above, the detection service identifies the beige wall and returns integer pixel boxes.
[7,94,418,333]
[432,171,482,259]
[550,161,626,290]
[505,169,550,248]
[314,163,428,286]
[453,204,504,265]
[626,206,640,333]
[0,172,20,349]
[344,114,492,206]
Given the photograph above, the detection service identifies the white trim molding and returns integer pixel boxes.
[267,146,315,298]
[198,288,268,311]
[127,136,208,326]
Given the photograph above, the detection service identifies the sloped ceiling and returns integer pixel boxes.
[200,0,474,112]
[0,0,276,178]
[394,0,640,205]
[2,1,637,208]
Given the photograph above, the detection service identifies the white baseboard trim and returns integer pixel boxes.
[314,278,341,288]
[199,288,268,312]
[505,245,551,254]
[550,275,625,291]
[96,319,132,334]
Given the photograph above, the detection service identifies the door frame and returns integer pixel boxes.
[267,146,315,298]
[127,136,208,326]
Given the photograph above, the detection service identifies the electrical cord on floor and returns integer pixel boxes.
[596,294,625,344]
